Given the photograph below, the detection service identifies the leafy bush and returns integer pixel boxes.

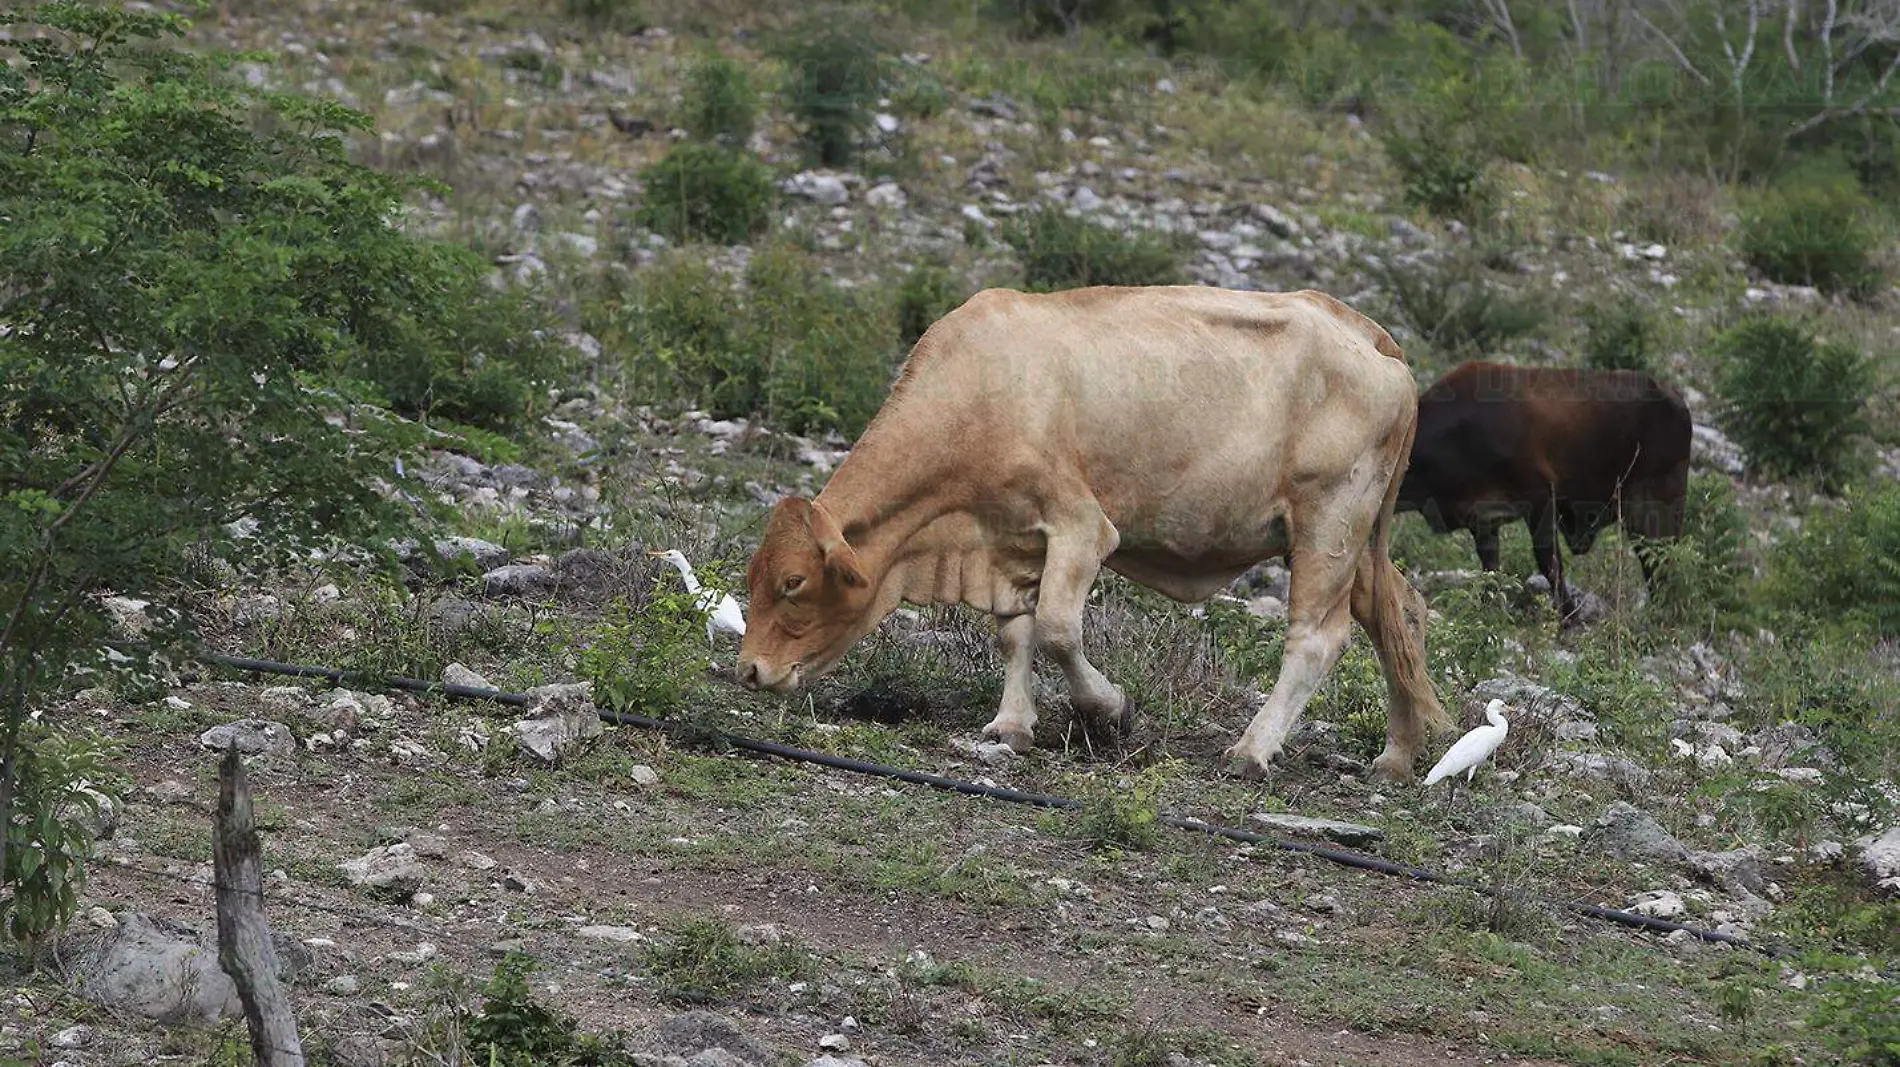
[774,7,888,167]
[894,264,970,346]
[1580,297,1660,374]
[578,590,713,716]
[1811,976,1900,1065]
[617,247,897,435]
[682,51,757,148]
[468,954,639,1066]
[1426,571,1513,693]
[1376,26,1532,220]
[635,142,776,245]
[1004,206,1185,291]
[1768,484,1900,638]
[1380,255,1544,358]
[0,3,547,931]
[1,727,124,942]
[1713,316,1871,488]
[1740,169,1885,298]
[1644,473,1748,629]
[1070,771,1162,851]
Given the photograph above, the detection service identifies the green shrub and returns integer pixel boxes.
[1426,571,1513,693]
[894,264,969,346]
[1376,27,1532,220]
[1811,976,1900,1066]
[1004,206,1185,291]
[743,244,897,434]
[643,918,810,1004]
[890,67,952,120]
[467,954,638,1066]
[1,2,531,934]
[1739,174,1884,298]
[635,142,776,246]
[1070,771,1162,852]
[774,8,887,167]
[1713,315,1871,488]
[1768,484,1900,638]
[1644,473,1748,629]
[682,51,757,148]
[1580,296,1659,374]
[618,246,896,435]
[1380,255,1544,359]
[1,727,124,943]
[578,591,713,716]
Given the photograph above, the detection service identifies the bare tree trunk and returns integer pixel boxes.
[215,744,305,1067]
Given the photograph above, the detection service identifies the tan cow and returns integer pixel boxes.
[734,285,1448,781]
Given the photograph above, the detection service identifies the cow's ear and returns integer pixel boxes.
[805,501,868,589]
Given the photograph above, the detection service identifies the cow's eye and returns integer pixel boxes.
[781,574,807,597]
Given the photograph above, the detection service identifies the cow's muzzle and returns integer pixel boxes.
[736,658,800,694]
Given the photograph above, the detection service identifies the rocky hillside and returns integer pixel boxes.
[6,1,1900,1066]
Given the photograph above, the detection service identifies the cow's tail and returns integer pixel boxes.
[1364,393,1452,743]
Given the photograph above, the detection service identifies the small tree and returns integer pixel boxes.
[682,51,758,148]
[0,3,553,937]
[774,7,887,167]
[1713,315,1872,489]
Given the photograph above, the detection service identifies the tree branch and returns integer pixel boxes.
[1635,9,1714,84]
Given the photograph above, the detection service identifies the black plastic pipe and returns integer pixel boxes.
[197,650,1773,955]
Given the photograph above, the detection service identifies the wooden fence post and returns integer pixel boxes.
[215,743,305,1067]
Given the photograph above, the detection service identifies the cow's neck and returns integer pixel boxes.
[813,419,966,599]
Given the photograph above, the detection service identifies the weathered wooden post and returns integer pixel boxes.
[215,743,305,1067]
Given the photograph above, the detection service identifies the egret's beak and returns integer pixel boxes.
[646,550,667,558]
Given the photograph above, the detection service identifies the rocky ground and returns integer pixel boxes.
[5,0,1899,1065]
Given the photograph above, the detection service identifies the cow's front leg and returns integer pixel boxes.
[1037,523,1130,736]
[981,612,1039,753]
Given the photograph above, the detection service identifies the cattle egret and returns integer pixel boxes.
[1423,699,1510,808]
[648,549,747,646]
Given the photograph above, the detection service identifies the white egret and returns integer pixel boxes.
[648,549,747,646]
[1422,698,1510,808]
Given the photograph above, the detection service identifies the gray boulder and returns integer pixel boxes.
[198,719,296,758]
[511,682,602,765]
[483,563,557,598]
[69,913,240,1024]
[1592,802,1689,865]
[338,843,425,900]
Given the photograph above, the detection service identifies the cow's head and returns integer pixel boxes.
[735,497,876,694]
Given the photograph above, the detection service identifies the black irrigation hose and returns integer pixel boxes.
[195,651,1777,957]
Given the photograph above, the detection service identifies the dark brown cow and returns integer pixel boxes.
[1394,360,1692,623]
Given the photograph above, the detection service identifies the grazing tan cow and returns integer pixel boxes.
[734,285,1448,781]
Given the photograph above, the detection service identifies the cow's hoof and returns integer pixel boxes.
[1368,752,1417,785]
[982,723,1035,754]
[1220,744,1278,782]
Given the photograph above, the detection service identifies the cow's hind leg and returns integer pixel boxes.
[1351,553,1447,783]
[1034,515,1130,737]
[982,613,1039,753]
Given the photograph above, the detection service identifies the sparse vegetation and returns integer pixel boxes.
[642,917,811,1003]
[1004,206,1185,291]
[893,263,970,346]
[1769,483,1900,638]
[1380,253,1545,360]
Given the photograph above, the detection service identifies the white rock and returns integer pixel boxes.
[819,1034,852,1052]
[1858,826,1900,895]
[1630,890,1687,919]
[443,663,495,691]
[578,925,645,944]
[783,171,850,206]
[865,182,907,209]
[337,844,425,899]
